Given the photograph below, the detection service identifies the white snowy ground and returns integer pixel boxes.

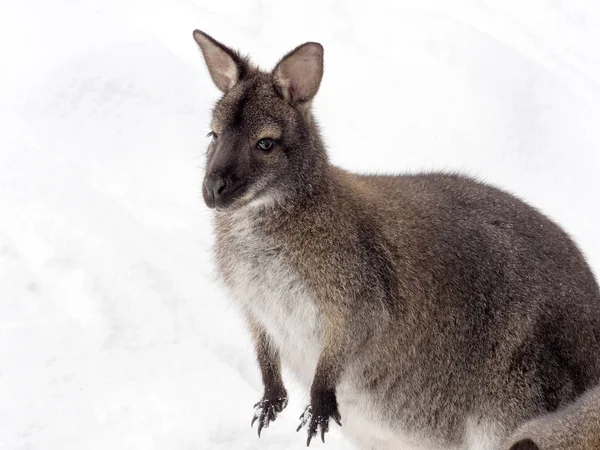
[1,0,600,449]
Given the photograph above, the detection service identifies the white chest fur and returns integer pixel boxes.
[218,211,324,384]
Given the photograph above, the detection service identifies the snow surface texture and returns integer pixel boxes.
[2,1,600,449]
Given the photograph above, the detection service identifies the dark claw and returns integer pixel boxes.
[297,403,342,447]
[332,413,342,427]
[251,396,288,438]
[257,419,264,438]
[296,404,312,432]
[308,423,316,444]
[305,415,319,447]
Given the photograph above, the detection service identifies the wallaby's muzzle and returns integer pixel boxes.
[203,170,243,210]
[203,127,249,210]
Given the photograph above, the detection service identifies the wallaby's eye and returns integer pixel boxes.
[257,138,274,151]
[207,131,218,142]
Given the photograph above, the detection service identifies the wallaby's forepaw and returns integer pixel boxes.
[251,395,288,437]
[296,397,342,446]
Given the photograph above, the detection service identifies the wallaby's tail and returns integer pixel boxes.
[506,385,600,450]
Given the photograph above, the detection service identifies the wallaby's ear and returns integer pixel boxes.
[193,30,248,93]
[272,42,323,104]
[509,438,540,450]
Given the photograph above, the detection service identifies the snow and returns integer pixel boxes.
[1,0,600,449]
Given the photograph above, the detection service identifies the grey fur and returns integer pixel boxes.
[505,385,600,449]
[193,31,600,449]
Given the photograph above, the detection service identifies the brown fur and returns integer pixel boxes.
[193,30,600,449]
[506,386,600,450]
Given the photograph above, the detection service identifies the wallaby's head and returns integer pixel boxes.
[193,30,326,211]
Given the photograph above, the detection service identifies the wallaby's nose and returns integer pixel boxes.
[211,177,228,198]
[203,173,237,208]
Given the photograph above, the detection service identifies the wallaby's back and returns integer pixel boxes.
[340,170,600,444]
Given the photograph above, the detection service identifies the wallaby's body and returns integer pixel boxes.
[193,31,600,449]
[506,385,600,450]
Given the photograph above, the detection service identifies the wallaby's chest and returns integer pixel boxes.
[215,214,504,449]
[217,214,323,383]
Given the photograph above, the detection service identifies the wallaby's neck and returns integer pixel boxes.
[294,125,334,200]
[284,128,342,212]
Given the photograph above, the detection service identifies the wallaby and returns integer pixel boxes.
[192,30,600,450]
[505,385,600,450]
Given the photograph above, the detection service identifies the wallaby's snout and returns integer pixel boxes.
[202,128,249,210]
[203,171,240,209]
